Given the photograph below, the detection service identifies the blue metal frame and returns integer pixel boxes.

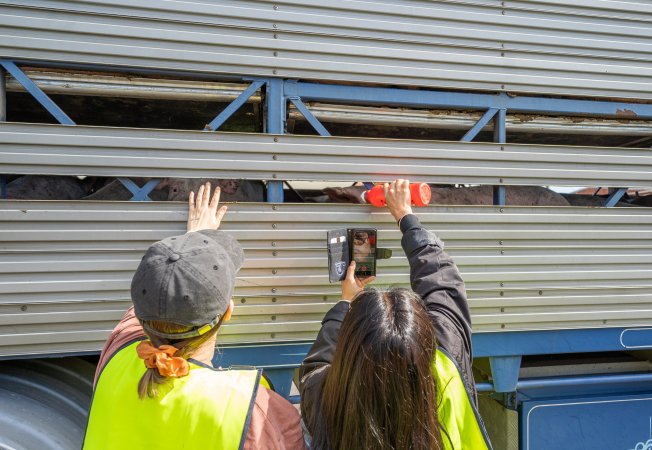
[265,78,286,203]
[118,178,161,201]
[286,81,652,119]
[0,60,75,125]
[604,187,628,207]
[213,327,652,398]
[288,97,331,136]
[461,108,499,142]
[5,60,650,205]
[205,80,264,131]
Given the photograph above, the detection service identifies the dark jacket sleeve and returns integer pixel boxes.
[299,301,350,428]
[399,214,477,400]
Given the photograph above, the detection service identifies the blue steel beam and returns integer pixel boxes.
[490,356,522,393]
[118,178,160,201]
[212,327,652,397]
[265,78,285,202]
[0,60,75,125]
[286,81,652,119]
[205,80,264,131]
[477,372,652,393]
[460,108,498,142]
[215,328,652,370]
[604,188,628,207]
[288,97,331,136]
[492,108,507,206]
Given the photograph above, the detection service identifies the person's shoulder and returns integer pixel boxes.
[244,385,306,450]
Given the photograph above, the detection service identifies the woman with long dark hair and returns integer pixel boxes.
[300,179,492,450]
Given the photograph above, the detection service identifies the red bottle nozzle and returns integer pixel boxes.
[362,183,431,207]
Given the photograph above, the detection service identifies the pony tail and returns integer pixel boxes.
[136,317,225,399]
[138,367,167,399]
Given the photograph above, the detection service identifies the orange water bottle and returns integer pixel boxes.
[362,183,431,207]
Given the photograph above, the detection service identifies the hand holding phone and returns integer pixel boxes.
[341,261,375,301]
[327,228,391,284]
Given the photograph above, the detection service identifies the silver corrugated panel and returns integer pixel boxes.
[2,122,652,187]
[1,200,651,357]
[0,1,651,99]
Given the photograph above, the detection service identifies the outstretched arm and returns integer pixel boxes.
[385,180,474,381]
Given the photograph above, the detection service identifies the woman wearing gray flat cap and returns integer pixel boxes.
[84,182,305,450]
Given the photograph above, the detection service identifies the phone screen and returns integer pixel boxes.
[351,229,377,278]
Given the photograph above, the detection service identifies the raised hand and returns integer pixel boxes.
[186,182,228,232]
[341,261,375,301]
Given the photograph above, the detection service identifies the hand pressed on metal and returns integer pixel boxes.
[384,179,413,222]
[187,182,228,232]
[341,261,375,302]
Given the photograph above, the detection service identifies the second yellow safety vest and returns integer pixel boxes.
[435,348,492,450]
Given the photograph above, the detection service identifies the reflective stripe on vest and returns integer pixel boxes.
[83,340,261,450]
[435,348,492,450]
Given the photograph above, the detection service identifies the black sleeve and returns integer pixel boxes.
[399,214,476,397]
[299,301,349,429]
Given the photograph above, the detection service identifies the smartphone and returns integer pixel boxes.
[349,228,377,278]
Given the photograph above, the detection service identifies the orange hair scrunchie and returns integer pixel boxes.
[136,341,190,378]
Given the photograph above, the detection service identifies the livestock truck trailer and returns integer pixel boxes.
[1,1,652,449]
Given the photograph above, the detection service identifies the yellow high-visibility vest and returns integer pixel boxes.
[435,348,493,450]
[84,340,262,450]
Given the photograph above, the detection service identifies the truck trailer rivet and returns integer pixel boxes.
[273,33,278,39]
[499,240,504,245]
[500,282,504,287]
[499,208,504,213]
[500,307,505,312]
[272,269,277,274]
[538,290,543,295]
[272,223,277,228]
[272,298,277,302]
[272,205,277,210]
[271,333,276,338]
[272,288,277,293]
[500,250,504,254]
[20,305,27,312]
[272,69,277,75]
[501,324,506,329]
[272,251,278,256]
[241,298,246,304]
[273,23,278,28]
[273,5,278,10]
[272,155,278,160]
[500,291,504,296]
[271,241,276,246]
[273,137,278,142]
[272,315,277,321]
[273,51,278,57]
[272,174,277,178]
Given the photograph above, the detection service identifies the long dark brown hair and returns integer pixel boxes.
[309,287,442,450]
[137,317,223,399]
